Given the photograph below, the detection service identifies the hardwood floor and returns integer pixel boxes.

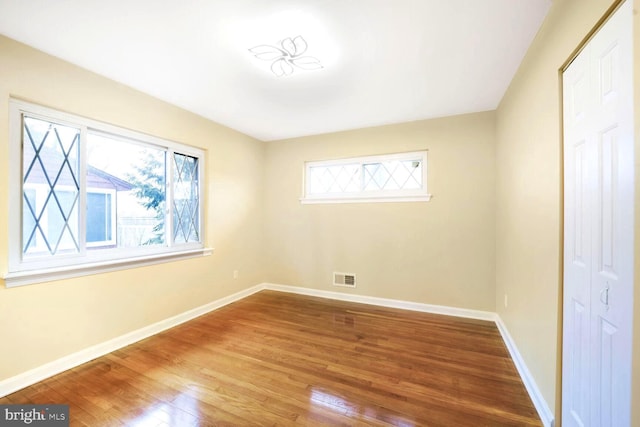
[0,291,542,426]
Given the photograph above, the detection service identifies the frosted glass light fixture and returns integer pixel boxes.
[249,35,323,77]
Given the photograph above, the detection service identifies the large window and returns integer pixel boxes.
[6,100,206,286]
[301,151,431,203]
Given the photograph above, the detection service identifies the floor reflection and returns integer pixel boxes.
[127,391,199,426]
[309,387,414,426]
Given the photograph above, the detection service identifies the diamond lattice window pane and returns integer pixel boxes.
[172,153,200,244]
[308,164,360,194]
[400,160,422,189]
[22,189,37,252]
[22,116,80,257]
[364,163,390,190]
[389,162,409,188]
[363,159,422,192]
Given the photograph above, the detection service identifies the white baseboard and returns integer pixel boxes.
[261,283,496,321]
[0,282,555,427]
[495,314,555,427]
[0,284,263,399]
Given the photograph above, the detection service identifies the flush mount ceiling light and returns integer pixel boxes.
[249,35,323,77]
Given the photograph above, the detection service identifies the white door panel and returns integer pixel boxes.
[563,49,592,427]
[562,1,634,426]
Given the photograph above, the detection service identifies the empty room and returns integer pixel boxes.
[0,0,639,426]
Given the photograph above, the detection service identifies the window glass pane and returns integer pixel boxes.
[363,159,422,191]
[22,116,80,258]
[87,192,113,245]
[400,160,423,190]
[48,190,79,251]
[172,153,200,244]
[22,188,37,252]
[87,133,166,248]
[308,163,360,194]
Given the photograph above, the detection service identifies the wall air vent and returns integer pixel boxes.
[333,272,356,288]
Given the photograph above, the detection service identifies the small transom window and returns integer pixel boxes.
[301,151,430,204]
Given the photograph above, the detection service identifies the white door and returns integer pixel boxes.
[562,1,634,426]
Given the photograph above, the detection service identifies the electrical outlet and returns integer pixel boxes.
[504,294,508,308]
[233,270,239,279]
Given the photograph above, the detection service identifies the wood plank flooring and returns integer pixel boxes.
[0,290,542,426]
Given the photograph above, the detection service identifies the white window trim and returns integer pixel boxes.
[3,248,214,288]
[300,150,432,204]
[6,99,210,287]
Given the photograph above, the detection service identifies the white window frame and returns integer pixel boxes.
[301,150,431,204]
[5,100,211,287]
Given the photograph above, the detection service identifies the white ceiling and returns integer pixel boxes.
[0,0,551,141]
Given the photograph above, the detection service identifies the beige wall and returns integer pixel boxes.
[0,36,266,381]
[495,0,640,419]
[264,112,496,311]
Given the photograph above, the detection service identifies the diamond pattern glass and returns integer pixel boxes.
[308,163,360,194]
[308,159,422,196]
[363,160,422,191]
[22,116,80,257]
[172,153,200,244]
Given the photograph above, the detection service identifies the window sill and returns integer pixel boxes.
[300,194,432,204]
[3,248,214,288]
